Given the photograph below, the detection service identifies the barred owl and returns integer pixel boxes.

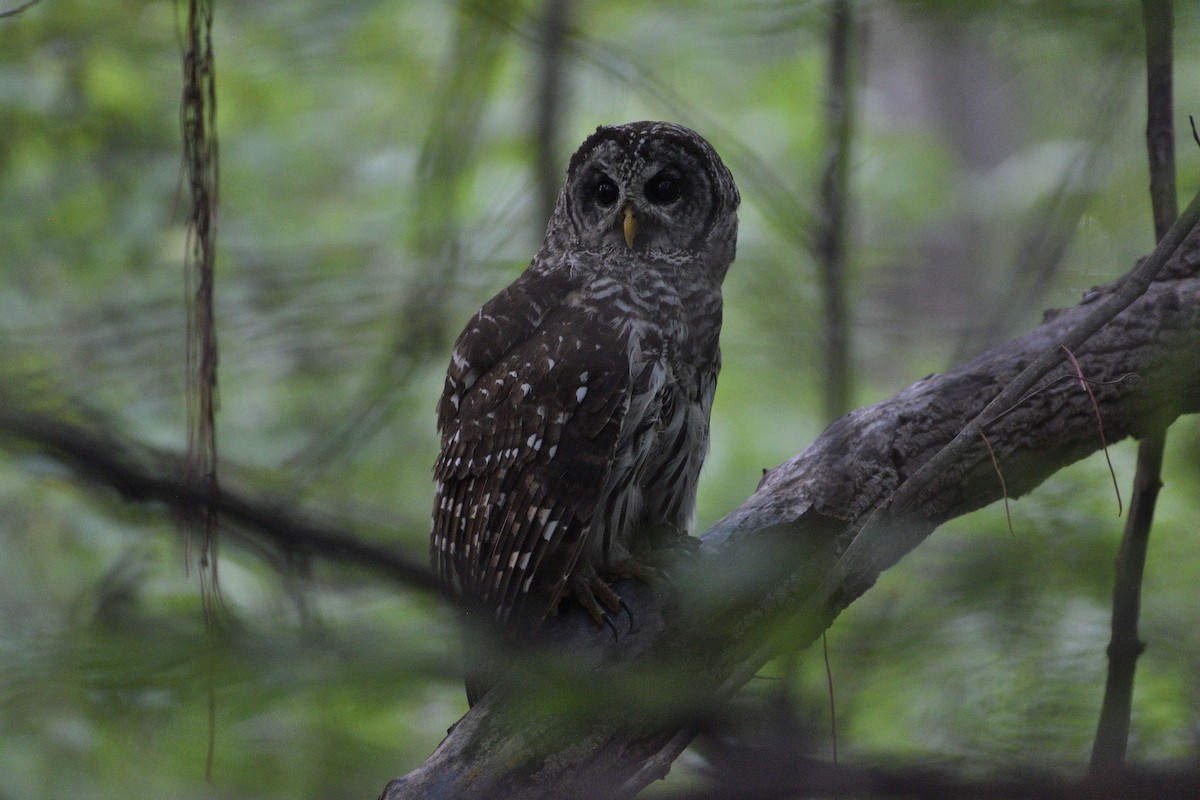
[431,121,739,702]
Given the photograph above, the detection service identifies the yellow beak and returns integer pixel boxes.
[622,203,636,248]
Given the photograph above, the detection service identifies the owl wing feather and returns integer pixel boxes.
[433,266,631,631]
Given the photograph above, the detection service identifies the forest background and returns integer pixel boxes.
[1,1,1199,797]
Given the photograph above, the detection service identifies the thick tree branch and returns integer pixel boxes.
[382,228,1200,799]
[876,184,1200,526]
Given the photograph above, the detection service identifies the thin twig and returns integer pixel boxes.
[1091,0,1176,774]
[816,0,855,423]
[0,0,41,20]
[1060,344,1122,515]
[979,433,1013,537]
[533,0,571,226]
[989,372,1140,427]
[822,631,838,766]
[809,1,856,767]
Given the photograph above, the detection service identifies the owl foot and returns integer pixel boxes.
[554,554,665,635]
[553,565,624,628]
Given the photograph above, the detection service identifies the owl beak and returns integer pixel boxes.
[622,203,637,248]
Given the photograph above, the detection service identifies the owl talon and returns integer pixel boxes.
[602,613,620,642]
[556,568,624,627]
[619,597,636,634]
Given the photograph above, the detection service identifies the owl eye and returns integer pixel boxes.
[644,171,682,205]
[593,178,619,207]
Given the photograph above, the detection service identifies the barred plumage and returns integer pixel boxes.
[431,121,739,703]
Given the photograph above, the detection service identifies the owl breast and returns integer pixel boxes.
[575,263,721,572]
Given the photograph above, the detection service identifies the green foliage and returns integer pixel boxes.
[1,0,1199,796]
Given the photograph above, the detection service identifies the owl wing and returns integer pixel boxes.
[432,267,631,631]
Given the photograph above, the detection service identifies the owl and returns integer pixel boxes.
[431,121,739,701]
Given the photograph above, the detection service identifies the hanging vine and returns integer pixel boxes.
[180,0,220,779]
[180,0,220,612]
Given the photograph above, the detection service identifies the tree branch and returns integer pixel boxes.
[1091,0,1177,772]
[0,406,439,594]
[663,759,1200,800]
[380,227,1200,798]
[0,0,41,20]
[816,0,856,422]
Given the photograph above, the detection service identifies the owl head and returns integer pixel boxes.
[547,121,740,278]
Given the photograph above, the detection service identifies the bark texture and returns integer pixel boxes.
[382,235,1200,800]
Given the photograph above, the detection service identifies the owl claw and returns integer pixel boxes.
[556,552,667,634]
[556,567,623,628]
[618,597,636,634]
[602,613,620,642]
